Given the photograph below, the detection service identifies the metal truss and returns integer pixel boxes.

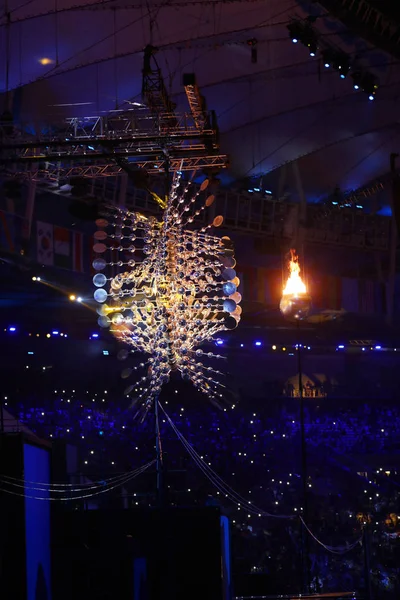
[183,74,207,131]
[3,154,229,181]
[318,0,400,59]
[142,50,177,129]
[0,112,219,159]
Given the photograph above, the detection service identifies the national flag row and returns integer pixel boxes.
[37,221,85,272]
[0,215,391,315]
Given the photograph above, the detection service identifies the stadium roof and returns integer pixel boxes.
[1,0,400,208]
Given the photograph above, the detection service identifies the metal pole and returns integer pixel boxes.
[155,398,163,507]
[363,524,373,600]
[297,320,310,594]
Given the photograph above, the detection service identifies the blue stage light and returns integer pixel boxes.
[92,333,99,338]
[8,326,16,332]
[338,345,344,349]
[255,341,262,347]
[375,345,381,350]
[52,331,59,335]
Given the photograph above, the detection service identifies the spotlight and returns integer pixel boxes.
[302,30,318,55]
[351,71,362,90]
[360,72,378,97]
[77,297,83,303]
[288,21,318,56]
[69,294,76,301]
[352,71,378,98]
[332,53,350,77]
[287,21,304,44]
[322,48,350,77]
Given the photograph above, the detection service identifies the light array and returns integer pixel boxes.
[287,19,379,101]
[92,172,242,419]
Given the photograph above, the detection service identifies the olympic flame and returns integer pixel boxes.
[282,249,306,296]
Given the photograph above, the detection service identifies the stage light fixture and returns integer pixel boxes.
[333,54,350,78]
[287,20,318,57]
[287,21,303,44]
[352,71,378,98]
[360,72,378,94]
[352,71,362,90]
[322,49,334,68]
[322,48,350,77]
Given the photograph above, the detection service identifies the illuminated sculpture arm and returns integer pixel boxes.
[92,176,241,419]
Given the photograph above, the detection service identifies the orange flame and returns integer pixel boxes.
[282,249,307,296]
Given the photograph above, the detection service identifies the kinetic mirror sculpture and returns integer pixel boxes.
[92,172,242,419]
[279,249,311,321]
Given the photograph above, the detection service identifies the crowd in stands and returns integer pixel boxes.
[3,379,399,598]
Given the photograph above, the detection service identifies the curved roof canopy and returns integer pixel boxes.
[1,0,400,204]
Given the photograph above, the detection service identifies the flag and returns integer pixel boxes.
[37,221,54,266]
[73,231,84,272]
[0,210,15,252]
[342,278,359,312]
[326,276,342,310]
[255,267,267,303]
[265,269,282,305]
[89,234,97,275]
[359,280,374,314]
[54,226,71,269]
[374,281,387,316]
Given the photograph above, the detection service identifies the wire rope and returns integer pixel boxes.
[0,469,143,493]
[160,402,366,554]
[0,460,155,500]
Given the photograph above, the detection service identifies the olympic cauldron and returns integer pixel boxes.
[279,250,311,321]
